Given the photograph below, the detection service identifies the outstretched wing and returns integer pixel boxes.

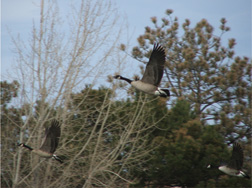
[141,44,166,86]
[228,142,243,170]
[39,120,61,154]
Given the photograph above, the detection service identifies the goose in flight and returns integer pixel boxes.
[207,142,250,179]
[114,43,170,97]
[18,120,63,163]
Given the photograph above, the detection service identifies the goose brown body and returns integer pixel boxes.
[31,149,53,158]
[131,81,157,95]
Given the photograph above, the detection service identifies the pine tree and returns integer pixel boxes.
[122,9,251,187]
[126,10,251,142]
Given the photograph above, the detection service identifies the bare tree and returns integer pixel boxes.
[2,0,163,187]
[59,88,161,187]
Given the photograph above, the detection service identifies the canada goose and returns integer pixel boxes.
[18,120,63,163]
[207,142,250,179]
[114,43,170,97]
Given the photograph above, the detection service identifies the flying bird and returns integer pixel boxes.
[207,142,250,179]
[18,120,63,163]
[114,43,170,97]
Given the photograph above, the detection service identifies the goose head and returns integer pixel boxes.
[113,75,133,84]
[113,75,122,79]
[18,143,33,151]
[18,143,24,147]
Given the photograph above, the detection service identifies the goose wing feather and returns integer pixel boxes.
[228,142,243,170]
[39,120,61,154]
[141,44,165,86]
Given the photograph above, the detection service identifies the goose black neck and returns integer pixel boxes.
[21,143,33,151]
[120,76,133,84]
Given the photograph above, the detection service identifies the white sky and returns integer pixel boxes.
[1,0,251,81]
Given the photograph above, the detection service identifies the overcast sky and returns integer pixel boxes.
[1,0,251,80]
